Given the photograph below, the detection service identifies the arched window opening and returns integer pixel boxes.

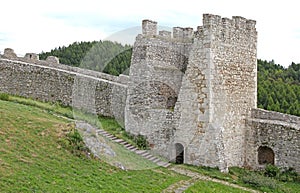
[175,143,184,164]
[258,146,275,165]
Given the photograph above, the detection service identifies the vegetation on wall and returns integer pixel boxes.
[39,42,300,116]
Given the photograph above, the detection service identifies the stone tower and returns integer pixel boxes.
[125,14,257,171]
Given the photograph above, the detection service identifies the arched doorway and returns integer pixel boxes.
[258,146,275,165]
[175,143,184,164]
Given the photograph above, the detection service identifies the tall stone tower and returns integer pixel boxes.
[125,19,193,157]
[125,14,257,171]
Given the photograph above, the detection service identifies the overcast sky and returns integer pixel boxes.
[0,0,299,67]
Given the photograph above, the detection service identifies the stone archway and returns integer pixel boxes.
[258,146,275,165]
[175,143,184,164]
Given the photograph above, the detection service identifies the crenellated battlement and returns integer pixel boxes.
[202,14,256,31]
[141,19,194,42]
[141,14,256,45]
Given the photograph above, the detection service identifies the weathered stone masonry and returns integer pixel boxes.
[0,13,299,172]
[0,51,128,119]
[125,14,299,172]
[246,109,300,171]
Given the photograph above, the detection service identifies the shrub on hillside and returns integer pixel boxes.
[264,164,280,178]
[0,93,9,100]
[242,172,278,190]
[124,132,149,150]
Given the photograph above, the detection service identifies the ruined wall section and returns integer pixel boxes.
[246,108,300,172]
[125,20,193,157]
[0,58,127,120]
[0,49,125,84]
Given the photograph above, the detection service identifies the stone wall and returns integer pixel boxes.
[0,56,127,121]
[246,108,300,172]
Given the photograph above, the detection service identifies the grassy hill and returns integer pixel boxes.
[0,99,188,192]
[1,96,299,192]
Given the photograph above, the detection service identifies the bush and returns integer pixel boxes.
[134,134,149,150]
[264,165,299,183]
[278,167,299,182]
[0,93,9,100]
[124,133,149,150]
[264,164,280,178]
[61,128,89,157]
[242,172,278,190]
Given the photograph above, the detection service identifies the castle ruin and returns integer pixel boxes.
[0,14,299,172]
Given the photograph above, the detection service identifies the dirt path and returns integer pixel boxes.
[163,165,260,193]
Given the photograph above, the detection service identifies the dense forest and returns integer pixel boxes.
[39,41,300,116]
[39,41,132,75]
[257,59,300,116]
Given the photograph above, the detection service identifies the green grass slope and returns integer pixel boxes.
[0,99,187,192]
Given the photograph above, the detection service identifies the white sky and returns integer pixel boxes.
[0,0,299,67]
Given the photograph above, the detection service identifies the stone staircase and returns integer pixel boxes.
[76,121,171,168]
[84,124,171,168]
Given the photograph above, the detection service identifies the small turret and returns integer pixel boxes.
[142,19,157,36]
[25,53,39,60]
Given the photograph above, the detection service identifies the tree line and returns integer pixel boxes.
[39,41,300,116]
[257,59,300,116]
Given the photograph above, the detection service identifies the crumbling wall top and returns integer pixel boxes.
[3,48,17,59]
[25,53,39,60]
[46,56,59,64]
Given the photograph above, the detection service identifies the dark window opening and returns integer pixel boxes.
[175,143,184,164]
[258,146,275,165]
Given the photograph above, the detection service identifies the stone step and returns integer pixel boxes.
[144,154,153,159]
[152,158,161,163]
[97,130,106,135]
[92,128,171,168]
[163,163,171,168]
[148,156,158,161]
[113,139,124,143]
[124,143,133,148]
[101,133,111,137]
[136,150,147,155]
[120,141,129,145]
[141,152,150,157]
[126,146,137,150]
[157,161,171,168]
